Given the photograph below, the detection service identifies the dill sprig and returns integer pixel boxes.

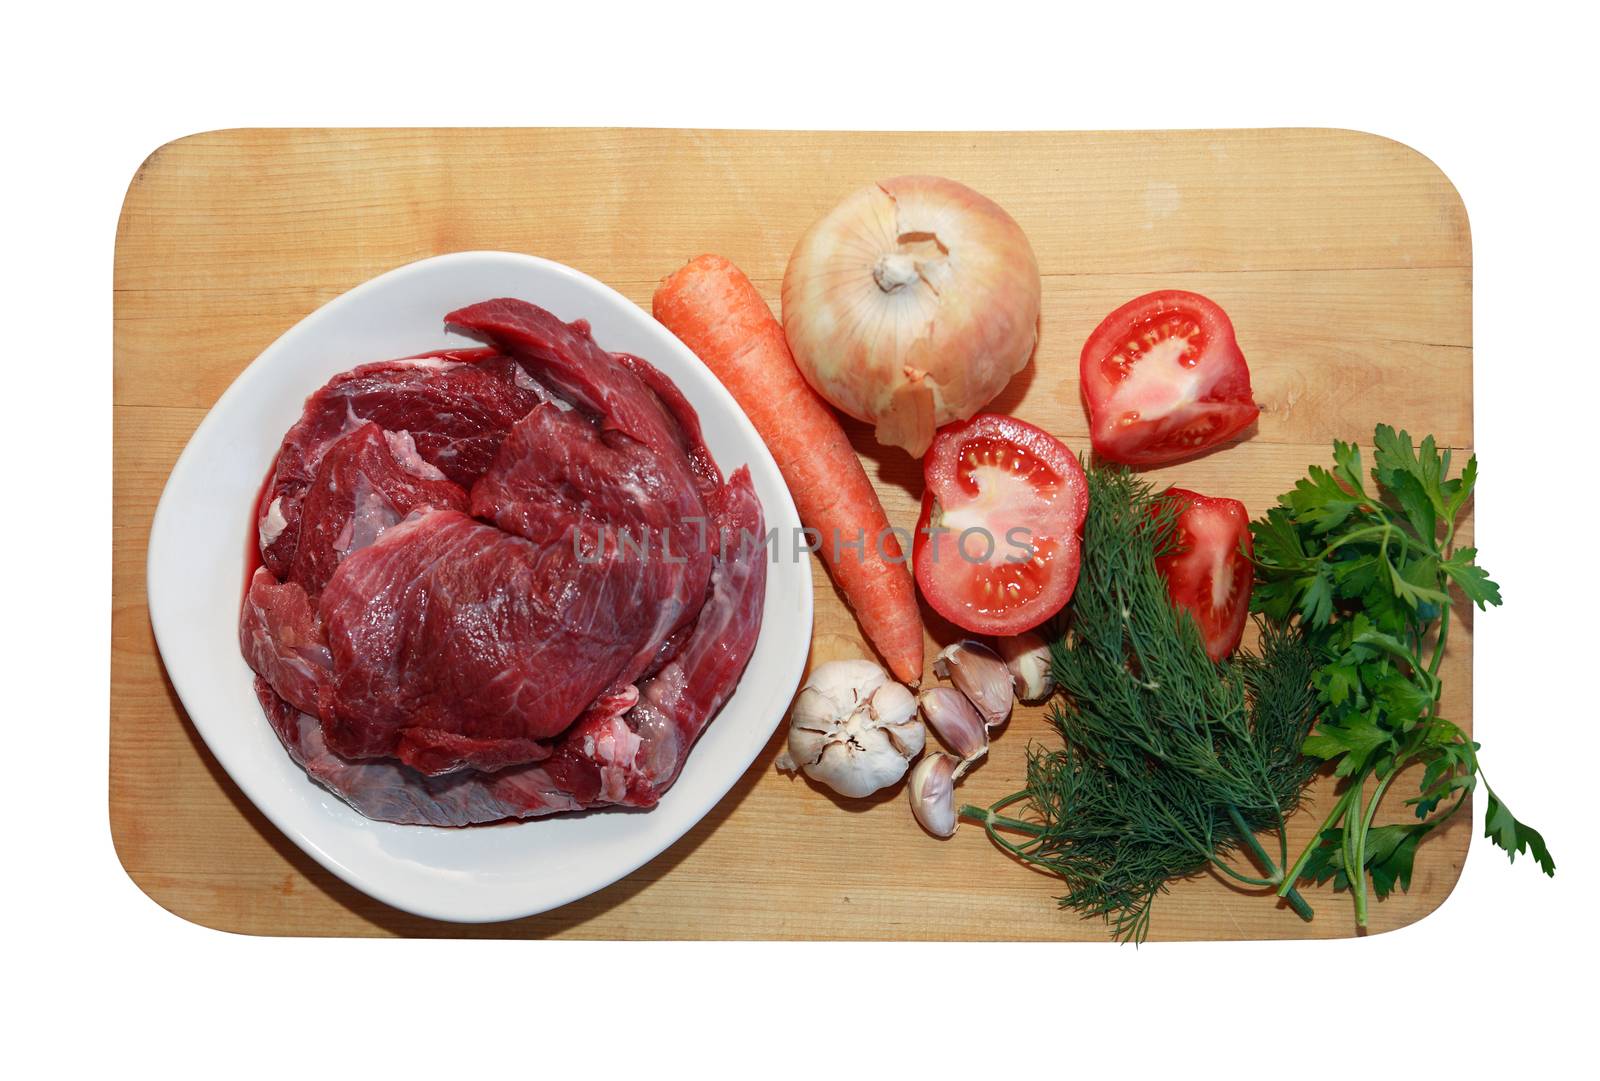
[959,467,1321,943]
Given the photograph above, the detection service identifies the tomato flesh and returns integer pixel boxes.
[1080,290,1259,466]
[1155,487,1253,661]
[913,414,1088,636]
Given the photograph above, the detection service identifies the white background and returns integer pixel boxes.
[3,1,1594,1076]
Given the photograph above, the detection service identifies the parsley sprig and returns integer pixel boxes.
[1252,425,1554,926]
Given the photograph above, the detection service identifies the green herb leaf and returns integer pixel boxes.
[1374,670,1435,727]
[1373,425,1447,520]
[1301,564,1337,626]
[1330,551,1381,599]
[1303,714,1393,776]
[1387,472,1438,541]
[1441,547,1503,609]
[1384,554,1452,611]
[1300,827,1349,889]
[1484,788,1556,876]
[1314,662,1363,708]
[1407,768,1474,819]
[1332,439,1367,494]
[1289,466,1364,534]
[1363,823,1430,899]
[1444,454,1478,521]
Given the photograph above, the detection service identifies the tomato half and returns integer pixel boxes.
[1155,488,1253,662]
[913,414,1088,636]
[1080,290,1259,466]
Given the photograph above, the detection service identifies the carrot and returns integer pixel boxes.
[653,254,924,684]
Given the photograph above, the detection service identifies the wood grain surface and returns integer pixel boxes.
[112,128,1473,939]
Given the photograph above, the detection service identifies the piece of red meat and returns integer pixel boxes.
[258,348,542,580]
[311,306,716,776]
[250,466,766,826]
[240,299,767,826]
[540,468,768,807]
[318,507,639,773]
[468,401,713,686]
[612,351,724,498]
[446,300,702,483]
[255,677,583,826]
[240,568,330,717]
[287,422,468,594]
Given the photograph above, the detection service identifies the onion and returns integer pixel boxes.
[781,175,1041,457]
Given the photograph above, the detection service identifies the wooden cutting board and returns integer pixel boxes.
[112,128,1473,940]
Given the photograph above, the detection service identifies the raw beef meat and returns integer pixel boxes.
[319,505,681,775]
[538,472,767,807]
[257,347,544,581]
[239,299,766,826]
[287,422,468,594]
[445,300,704,483]
[254,678,584,826]
[467,402,713,690]
[249,467,766,826]
[240,568,329,718]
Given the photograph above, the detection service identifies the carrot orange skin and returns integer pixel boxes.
[653,255,924,684]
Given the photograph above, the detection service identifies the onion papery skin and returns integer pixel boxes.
[781,175,1042,457]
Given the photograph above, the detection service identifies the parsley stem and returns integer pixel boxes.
[1345,774,1367,923]
[1318,521,1429,560]
[1318,524,1389,556]
[1362,770,1397,833]
[1352,768,1401,928]
[1278,784,1360,897]
[1427,604,1450,684]
[1352,787,1371,926]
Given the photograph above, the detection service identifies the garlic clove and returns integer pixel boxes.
[780,658,925,798]
[997,631,1055,702]
[933,639,1014,728]
[864,673,925,761]
[918,686,988,762]
[907,752,959,838]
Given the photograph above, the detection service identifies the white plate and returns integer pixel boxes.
[146,251,812,923]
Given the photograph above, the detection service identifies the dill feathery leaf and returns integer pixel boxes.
[971,466,1319,943]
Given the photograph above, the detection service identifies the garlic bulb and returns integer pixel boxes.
[933,640,1014,728]
[997,631,1055,702]
[907,752,959,838]
[919,686,988,763]
[776,659,924,798]
[781,176,1042,457]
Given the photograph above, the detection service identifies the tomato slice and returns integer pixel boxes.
[913,414,1088,636]
[1155,487,1253,662]
[1079,290,1259,466]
